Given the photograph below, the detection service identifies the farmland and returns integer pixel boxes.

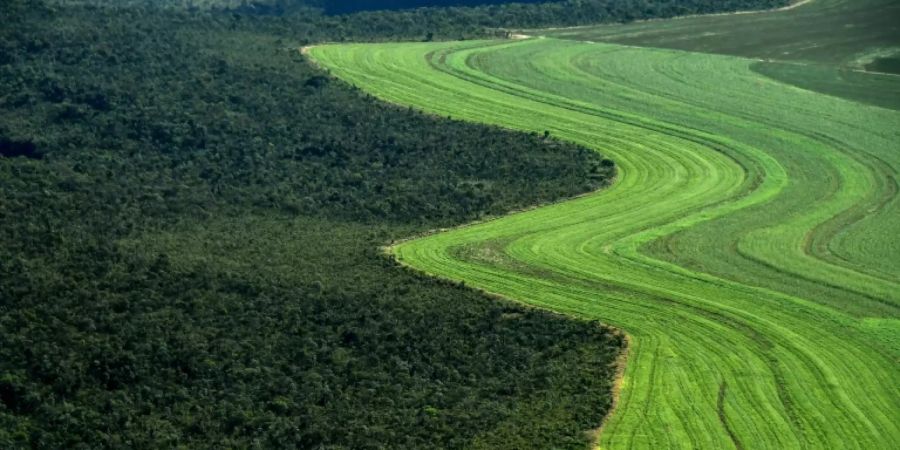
[540,0,900,109]
[8,1,798,447]
[309,10,900,450]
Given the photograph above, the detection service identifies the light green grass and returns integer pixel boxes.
[309,37,899,449]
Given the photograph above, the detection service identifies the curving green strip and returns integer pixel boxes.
[309,38,899,449]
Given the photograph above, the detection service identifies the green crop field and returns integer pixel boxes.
[308,1,900,448]
[539,0,900,110]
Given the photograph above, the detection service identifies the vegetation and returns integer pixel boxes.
[318,0,563,15]
[751,61,900,111]
[540,0,900,109]
[310,28,900,450]
[298,0,788,18]
[45,0,790,40]
[0,2,626,448]
[866,55,900,75]
[3,0,861,448]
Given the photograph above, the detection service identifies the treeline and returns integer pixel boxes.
[45,0,790,40]
[317,0,562,15]
[0,0,788,446]
[1,1,623,448]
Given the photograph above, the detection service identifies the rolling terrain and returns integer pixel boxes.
[5,1,802,447]
[309,11,900,450]
[540,0,900,109]
[1,3,623,447]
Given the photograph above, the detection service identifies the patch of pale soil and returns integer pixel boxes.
[589,333,632,449]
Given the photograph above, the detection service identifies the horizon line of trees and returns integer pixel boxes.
[41,0,791,40]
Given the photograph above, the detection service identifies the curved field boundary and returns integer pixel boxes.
[539,0,900,67]
[309,38,899,449]
[536,0,900,110]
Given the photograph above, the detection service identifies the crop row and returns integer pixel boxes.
[310,39,899,449]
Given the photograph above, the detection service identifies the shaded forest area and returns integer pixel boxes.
[304,0,787,17]
[49,0,790,39]
[1,0,778,447]
[317,0,561,15]
[0,1,623,448]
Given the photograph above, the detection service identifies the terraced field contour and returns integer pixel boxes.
[309,33,899,450]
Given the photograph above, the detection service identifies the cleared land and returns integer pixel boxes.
[538,0,900,109]
[310,37,899,449]
[309,0,899,447]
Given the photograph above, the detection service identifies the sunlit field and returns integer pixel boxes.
[310,23,899,450]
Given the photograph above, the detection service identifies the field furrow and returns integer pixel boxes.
[309,37,899,449]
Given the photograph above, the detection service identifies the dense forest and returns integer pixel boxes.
[317,0,562,15]
[1,0,779,448]
[0,1,621,448]
[47,0,790,38]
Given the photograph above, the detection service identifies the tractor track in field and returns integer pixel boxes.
[307,0,900,441]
